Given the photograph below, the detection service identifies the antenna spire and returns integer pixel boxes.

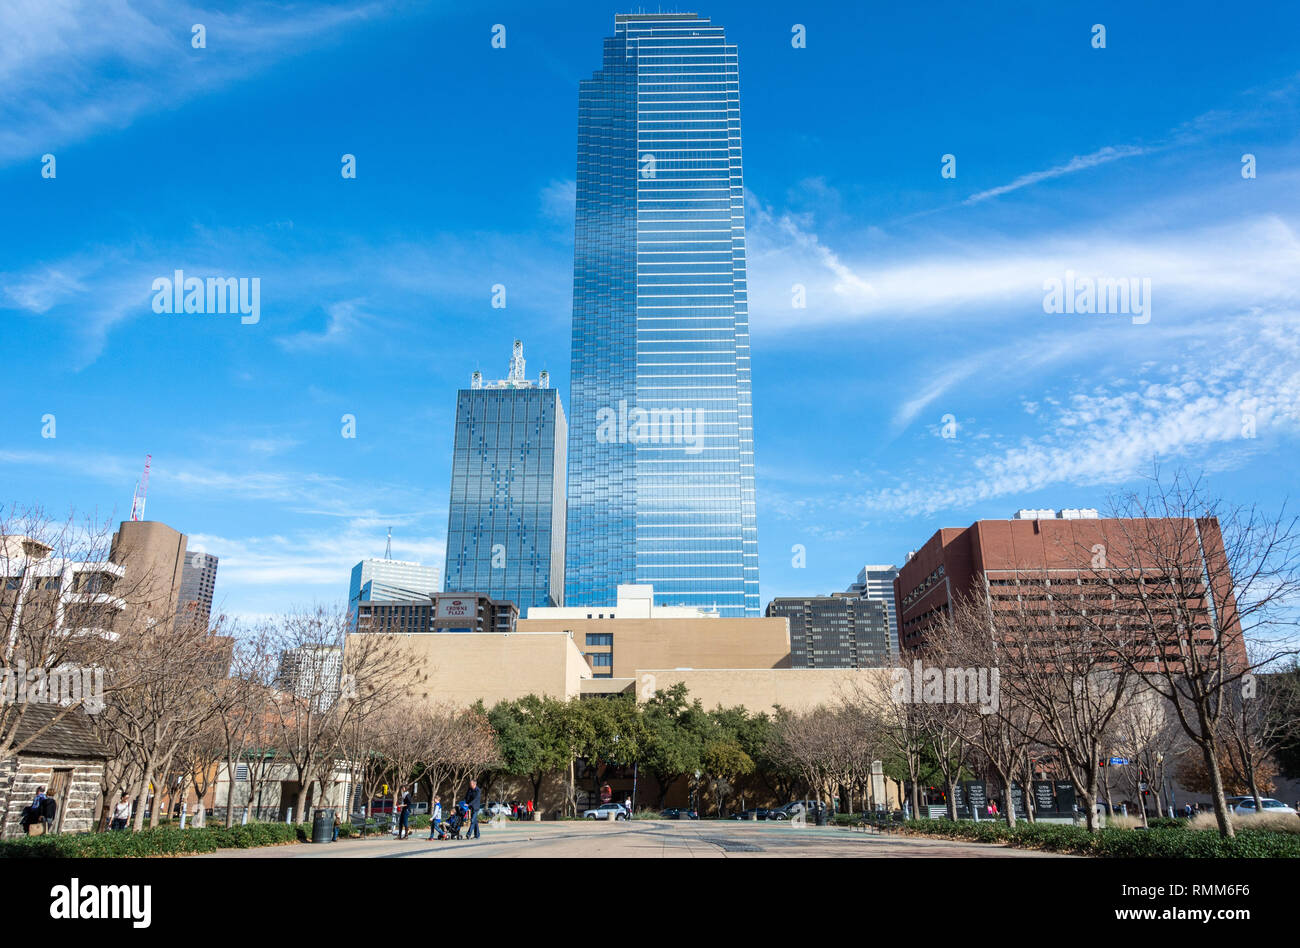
[385,527,392,559]
[130,454,152,521]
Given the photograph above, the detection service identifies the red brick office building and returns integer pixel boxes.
[894,509,1246,669]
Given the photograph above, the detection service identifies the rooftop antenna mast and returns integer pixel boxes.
[385,527,392,559]
[130,454,152,521]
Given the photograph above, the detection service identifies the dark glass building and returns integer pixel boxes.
[355,594,518,636]
[565,12,758,616]
[443,341,567,612]
[765,594,892,668]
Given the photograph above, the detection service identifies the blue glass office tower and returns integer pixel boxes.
[565,13,758,616]
[444,341,567,612]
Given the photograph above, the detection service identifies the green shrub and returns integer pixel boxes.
[895,816,1300,858]
[0,821,303,858]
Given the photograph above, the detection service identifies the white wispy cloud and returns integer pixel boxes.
[276,298,371,351]
[746,203,1300,332]
[860,311,1300,516]
[963,145,1150,205]
[0,0,391,165]
[0,227,572,365]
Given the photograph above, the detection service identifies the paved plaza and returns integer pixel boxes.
[200,820,1074,859]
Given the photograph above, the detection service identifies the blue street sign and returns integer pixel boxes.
[1108,758,1129,766]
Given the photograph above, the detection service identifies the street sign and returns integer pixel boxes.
[1108,758,1129,766]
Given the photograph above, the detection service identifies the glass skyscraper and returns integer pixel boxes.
[565,12,758,616]
[444,341,567,612]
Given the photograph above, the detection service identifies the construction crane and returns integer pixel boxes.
[130,454,152,521]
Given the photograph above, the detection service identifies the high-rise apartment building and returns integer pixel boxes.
[846,565,900,657]
[765,594,892,668]
[176,551,218,632]
[443,340,567,612]
[565,12,758,616]
[348,557,441,620]
[276,644,343,711]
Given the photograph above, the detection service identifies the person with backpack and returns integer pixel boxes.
[21,787,49,834]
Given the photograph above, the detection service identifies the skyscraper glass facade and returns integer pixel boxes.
[566,12,758,616]
[444,344,567,612]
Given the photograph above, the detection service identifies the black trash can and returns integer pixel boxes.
[815,804,828,826]
[312,809,333,844]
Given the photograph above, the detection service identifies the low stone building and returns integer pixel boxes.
[0,705,108,837]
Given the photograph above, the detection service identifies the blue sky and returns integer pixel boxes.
[2,0,1298,623]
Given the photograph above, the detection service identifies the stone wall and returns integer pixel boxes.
[0,756,105,838]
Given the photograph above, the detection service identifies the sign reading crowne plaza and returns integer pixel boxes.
[345,584,895,713]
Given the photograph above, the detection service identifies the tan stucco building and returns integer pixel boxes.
[518,614,792,681]
[351,603,891,717]
[346,630,592,708]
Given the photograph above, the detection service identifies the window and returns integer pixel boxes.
[591,653,612,668]
[586,633,613,647]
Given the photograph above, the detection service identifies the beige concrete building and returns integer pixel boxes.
[518,613,791,681]
[353,584,891,717]
[346,630,591,707]
[109,520,188,625]
[633,667,893,714]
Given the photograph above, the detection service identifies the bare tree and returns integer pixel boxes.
[105,614,232,830]
[1220,657,1298,813]
[1,505,160,764]
[848,667,930,818]
[1079,471,1300,837]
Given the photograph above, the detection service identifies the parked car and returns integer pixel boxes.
[485,801,513,818]
[769,800,822,820]
[729,808,774,821]
[1226,797,1298,816]
[583,803,629,820]
[660,807,698,820]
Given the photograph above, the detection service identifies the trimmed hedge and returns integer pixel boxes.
[896,817,1300,858]
[0,822,307,858]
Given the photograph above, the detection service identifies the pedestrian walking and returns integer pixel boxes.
[397,786,412,839]
[427,796,443,840]
[465,779,482,839]
[526,798,533,819]
[110,793,132,831]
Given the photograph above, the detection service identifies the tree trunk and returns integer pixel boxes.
[294,782,309,824]
[945,777,958,820]
[132,765,153,833]
[1002,782,1017,828]
[1022,758,1036,824]
[1201,740,1236,838]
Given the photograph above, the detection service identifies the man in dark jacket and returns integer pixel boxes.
[464,779,482,840]
[397,786,412,839]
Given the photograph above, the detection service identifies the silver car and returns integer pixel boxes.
[583,803,629,820]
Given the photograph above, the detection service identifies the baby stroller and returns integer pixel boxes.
[442,802,470,840]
